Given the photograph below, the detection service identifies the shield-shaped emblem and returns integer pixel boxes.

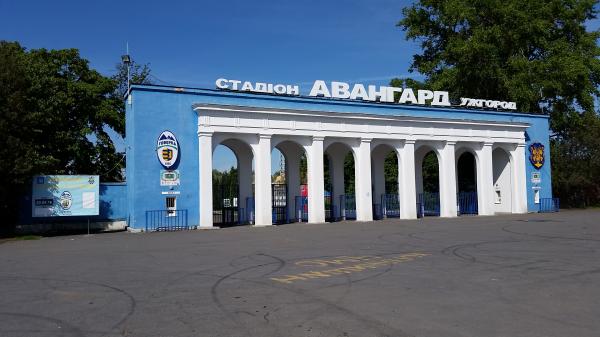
[529,143,545,169]
[156,131,179,169]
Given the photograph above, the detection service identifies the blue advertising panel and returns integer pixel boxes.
[32,175,100,217]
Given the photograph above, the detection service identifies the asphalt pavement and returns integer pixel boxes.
[1,209,599,337]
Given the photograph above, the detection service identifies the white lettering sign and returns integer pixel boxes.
[215,78,517,110]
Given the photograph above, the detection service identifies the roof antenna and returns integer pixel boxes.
[121,42,132,93]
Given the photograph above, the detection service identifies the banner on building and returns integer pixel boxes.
[32,175,100,217]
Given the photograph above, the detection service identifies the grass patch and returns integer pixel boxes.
[0,235,42,243]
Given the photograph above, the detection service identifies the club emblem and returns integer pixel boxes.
[156,131,179,169]
[529,142,545,169]
[60,191,72,210]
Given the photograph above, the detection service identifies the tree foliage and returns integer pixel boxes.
[397,0,600,207]
[0,41,150,230]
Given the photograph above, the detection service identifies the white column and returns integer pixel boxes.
[354,138,373,221]
[198,131,214,228]
[253,134,273,226]
[439,141,458,217]
[308,136,325,223]
[399,141,417,219]
[511,144,528,213]
[329,150,345,219]
[475,142,495,215]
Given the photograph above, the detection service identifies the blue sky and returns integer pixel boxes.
[0,0,419,172]
[2,1,598,172]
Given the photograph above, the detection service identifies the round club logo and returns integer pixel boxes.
[60,191,72,210]
[156,131,179,169]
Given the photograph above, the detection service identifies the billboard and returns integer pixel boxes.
[32,175,100,217]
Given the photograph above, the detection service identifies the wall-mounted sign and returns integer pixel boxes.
[161,191,181,195]
[32,175,99,217]
[215,78,517,110]
[156,131,179,169]
[160,170,180,186]
[529,142,545,169]
[531,172,541,184]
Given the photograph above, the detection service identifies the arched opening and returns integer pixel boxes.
[325,142,356,221]
[371,144,400,219]
[274,140,308,223]
[456,151,478,215]
[416,146,441,216]
[492,147,513,213]
[212,139,255,227]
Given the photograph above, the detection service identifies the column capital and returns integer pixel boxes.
[445,140,457,147]
[404,139,416,146]
[312,136,325,142]
[361,137,372,144]
[259,133,272,140]
[516,143,526,148]
[483,141,494,147]
[197,131,213,137]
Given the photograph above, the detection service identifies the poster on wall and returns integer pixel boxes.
[160,170,180,186]
[31,175,100,217]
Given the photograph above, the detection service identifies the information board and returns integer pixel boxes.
[32,175,100,217]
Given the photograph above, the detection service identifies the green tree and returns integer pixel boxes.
[0,41,147,232]
[113,60,152,102]
[397,0,600,207]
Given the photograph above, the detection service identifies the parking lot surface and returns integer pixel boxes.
[1,210,599,337]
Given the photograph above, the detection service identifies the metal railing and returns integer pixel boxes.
[539,198,560,213]
[457,191,478,215]
[145,210,189,232]
[381,194,401,218]
[272,184,288,224]
[246,197,255,224]
[418,192,440,217]
[295,196,308,222]
[340,194,356,220]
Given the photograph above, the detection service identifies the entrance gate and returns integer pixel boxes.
[418,192,440,217]
[457,192,478,215]
[381,194,401,218]
[272,183,288,224]
[340,194,356,220]
[213,184,240,227]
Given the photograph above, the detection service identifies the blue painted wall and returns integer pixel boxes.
[126,85,553,228]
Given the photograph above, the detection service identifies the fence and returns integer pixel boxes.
[340,194,356,220]
[418,192,440,217]
[272,184,288,224]
[145,210,189,231]
[246,197,255,224]
[295,196,308,222]
[539,198,560,213]
[457,191,478,215]
[381,194,401,219]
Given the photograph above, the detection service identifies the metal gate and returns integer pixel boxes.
[272,183,288,224]
[381,194,401,218]
[295,196,308,221]
[145,210,189,231]
[325,194,337,222]
[457,191,478,215]
[213,184,240,227]
[340,194,356,220]
[539,198,560,212]
[418,192,440,217]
